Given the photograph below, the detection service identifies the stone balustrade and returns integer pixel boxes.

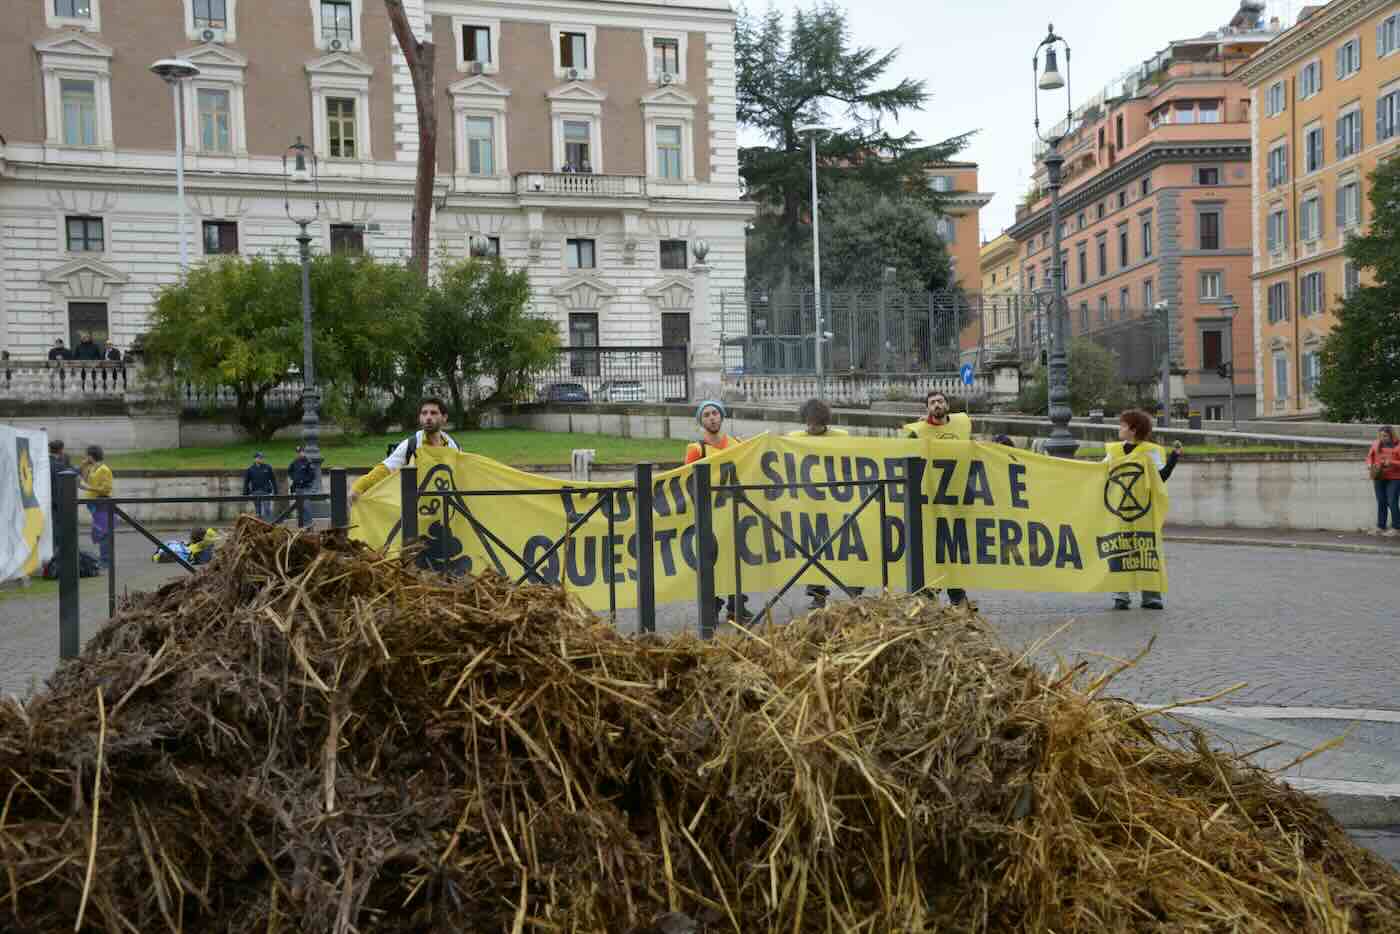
[0,358,147,404]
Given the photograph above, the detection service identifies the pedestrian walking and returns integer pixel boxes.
[243,452,279,521]
[1104,409,1182,610]
[683,400,750,622]
[787,398,858,609]
[287,445,319,527]
[1366,425,1400,537]
[351,397,460,506]
[78,444,114,569]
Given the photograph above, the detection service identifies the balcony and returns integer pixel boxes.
[514,173,647,199]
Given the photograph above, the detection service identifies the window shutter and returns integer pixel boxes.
[1318,272,1325,316]
[1353,111,1362,153]
[1316,191,1325,238]
[1336,120,1345,158]
[1335,47,1344,79]
[1336,188,1346,228]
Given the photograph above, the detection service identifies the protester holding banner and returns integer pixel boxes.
[79,444,114,569]
[350,397,460,505]
[684,401,739,464]
[684,400,751,621]
[904,390,972,441]
[1105,409,1181,610]
[787,398,857,608]
[904,391,975,609]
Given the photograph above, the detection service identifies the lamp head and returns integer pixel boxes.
[1038,47,1065,91]
[149,58,201,83]
[795,124,831,136]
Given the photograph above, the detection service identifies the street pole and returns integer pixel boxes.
[1224,294,1239,431]
[297,221,322,501]
[173,80,188,270]
[1042,140,1077,457]
[808,132,823,398]
[1157,301,1171,428]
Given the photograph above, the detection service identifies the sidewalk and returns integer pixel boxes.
[1166,524,1400,555]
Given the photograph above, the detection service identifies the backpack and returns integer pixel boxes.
[403,431,457,464]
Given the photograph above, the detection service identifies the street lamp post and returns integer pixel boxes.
[1032,26,1077,457]
[283,137,323,520]
[1154,300,1172,427]
[797,124,830,398]
[149,59,202,270]
[1221,294,1240,431]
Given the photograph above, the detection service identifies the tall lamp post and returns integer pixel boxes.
[1220,294,1240,430]
[797,124,830,397]
[149,59,201,270]
[1154,300,1172,427]
[1032,26,1078,457]
[283,137,323,515]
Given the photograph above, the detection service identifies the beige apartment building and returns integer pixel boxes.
[1238,0,1399,417]
[0,0,750,360]
[978,231,1024,356]
[1006,1,1282,421]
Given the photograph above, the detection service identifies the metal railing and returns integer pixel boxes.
[52,458,936,654]
[531,346,689,402]
[53,470,350,658]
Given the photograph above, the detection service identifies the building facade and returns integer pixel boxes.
[977,231,1023,355]
[1007,1,1282,420]
[1238,0,1399,417]
[925,161,994,363]
[0,0,751,360]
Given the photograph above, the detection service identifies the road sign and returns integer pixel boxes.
[959,363,975,386]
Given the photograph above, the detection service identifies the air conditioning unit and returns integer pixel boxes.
[567,67,580,80]
[201,27,225,43]
[467,60,483,75]
[329,38,344,51]
[659,71,675,86]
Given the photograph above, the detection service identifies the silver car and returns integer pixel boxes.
[598,379,645,403]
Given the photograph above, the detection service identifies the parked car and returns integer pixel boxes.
[540,382,590,403]
[597,379,645,403]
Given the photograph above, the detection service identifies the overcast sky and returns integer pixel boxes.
[741,0,1299,242]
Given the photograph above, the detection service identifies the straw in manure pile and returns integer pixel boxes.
[0,518,1397,932]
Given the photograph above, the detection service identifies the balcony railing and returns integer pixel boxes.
[515,173,647,198]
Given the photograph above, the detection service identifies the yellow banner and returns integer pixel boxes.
[350,434,1168,609]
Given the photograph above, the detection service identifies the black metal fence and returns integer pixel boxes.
[530,346,689,403]
[54,459,932,657]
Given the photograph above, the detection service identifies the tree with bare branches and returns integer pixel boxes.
[383,0,435,280]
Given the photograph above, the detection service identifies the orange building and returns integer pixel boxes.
[925,162,993,362]
[1238,0,1399,417]
[1007,1,1282,420]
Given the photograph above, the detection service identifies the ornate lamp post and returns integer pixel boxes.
[1032,26,1078,457]
[1221,294,1240,430]
[283,137,323,514]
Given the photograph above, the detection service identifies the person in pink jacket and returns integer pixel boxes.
[1365,425,1400,536]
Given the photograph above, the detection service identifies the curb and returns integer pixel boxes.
[1284,779,1400,829]
[1166,534,1400,556]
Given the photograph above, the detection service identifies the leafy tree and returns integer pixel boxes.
[737,2,969,287]
[748,183,953,293]
[313,253,425,433]
[144,254,425,440]
[144,255,305,440]
[1317,158,1400,422]
[1018,338,1130,415]
[419,258,559,427]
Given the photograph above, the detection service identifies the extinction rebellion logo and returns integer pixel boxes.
[1096,463,1160,572]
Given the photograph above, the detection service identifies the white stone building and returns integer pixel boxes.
[0,0,751,361]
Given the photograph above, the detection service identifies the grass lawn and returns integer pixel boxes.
[106,429,691,471]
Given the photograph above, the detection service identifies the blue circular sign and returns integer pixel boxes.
[959,363,975,386]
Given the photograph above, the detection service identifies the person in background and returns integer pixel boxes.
[288,444,319,528]
[1365,425,1400,537]
[74,332,101,392]
[351,398,460,508]
[78,444,114,569]
[787,398,857,608]
[48,440,72,556]
[103,340,125,391]
[47,338,71,390]
[1104,409,1182,610]
[904,390,975,609]
[683,400,750,622]
[47,338,71,362]
[243,452,279,520]
[684,401,739,464]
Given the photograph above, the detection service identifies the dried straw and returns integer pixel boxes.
[0,518,1396,932]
